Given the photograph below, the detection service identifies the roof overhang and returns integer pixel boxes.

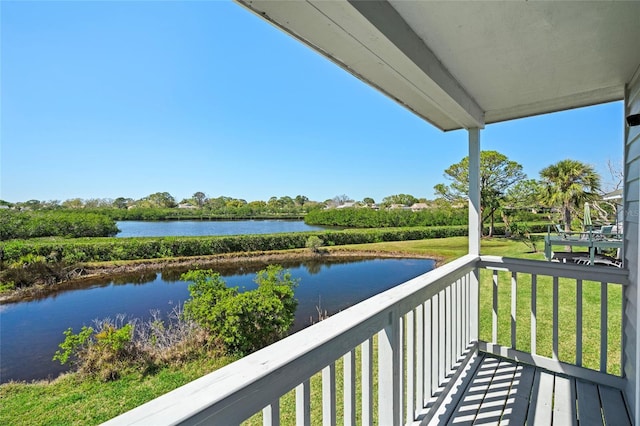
[235,0,640,131]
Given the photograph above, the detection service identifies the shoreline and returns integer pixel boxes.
[0,248,443,304]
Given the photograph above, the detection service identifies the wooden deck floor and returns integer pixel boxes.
[429,353,630,425]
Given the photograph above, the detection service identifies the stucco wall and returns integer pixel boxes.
[624,65,640,423]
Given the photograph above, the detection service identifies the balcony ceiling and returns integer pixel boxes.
[236,0,640,131]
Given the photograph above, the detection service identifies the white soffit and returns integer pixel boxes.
[236,1,640,131]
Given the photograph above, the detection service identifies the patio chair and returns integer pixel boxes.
[591,225,614,241]
[554,224,569,239]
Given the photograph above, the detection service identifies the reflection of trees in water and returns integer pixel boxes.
[160,258,340,280]
[10,256,415,303]
[111,272,158,285]
[301,260,323,275]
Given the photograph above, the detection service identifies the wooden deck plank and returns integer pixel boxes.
[576,380,604,426]
[445,356,500,425]
[599,385,631,426]
[472,360,517,425]
[422,350,483,426]
[553,375,577,426]
[431,354,630,426]
[500,364,535,425]
[527,369,554,426]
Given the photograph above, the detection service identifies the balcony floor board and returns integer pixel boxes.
[434,353,630,425]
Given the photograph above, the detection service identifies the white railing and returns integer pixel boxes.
[104,254,629,425]
[103,254,479,426]
[477,255,628,389]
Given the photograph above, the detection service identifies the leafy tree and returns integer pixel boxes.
[279,196,295,208]
[267,196,282,212]
[362,197,375,206]
[295,195,309,206]
[142,192,177,209]
[381,194,418,207]
[205,196,231,210]
[62,198,84,209]
[113,197,133,209]
[192,192,207,207]
[225,199,247,209]
[539,159,601,232]
[434,150,526,236]
[504,179,541,209]
[248,200,267,210]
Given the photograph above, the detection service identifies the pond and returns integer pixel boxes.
[115,220,331,238]
[0,257,435,383]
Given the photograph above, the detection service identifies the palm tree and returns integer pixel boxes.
[539,159,601,232]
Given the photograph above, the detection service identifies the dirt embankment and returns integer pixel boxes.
[0,249,442,304]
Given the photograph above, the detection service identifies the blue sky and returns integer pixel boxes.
[1,1,624,204]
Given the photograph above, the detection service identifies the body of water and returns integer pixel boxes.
[115,220,329,238]
[0,257,435,383]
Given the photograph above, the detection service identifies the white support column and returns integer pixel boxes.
[468,128,481,255]
[468,128,481,347]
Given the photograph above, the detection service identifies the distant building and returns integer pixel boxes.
[336,202,357,209]
[388,204,410,210]
[178,203,197,209]
[410,203,430,211]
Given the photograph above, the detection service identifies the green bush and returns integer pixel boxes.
[53,326,94,365]
[304,207,469,228]
[305,235,324,253]
[0,223,550,267]
[52,320,142,381]
[182,265,298,355]
[0,210,118,240]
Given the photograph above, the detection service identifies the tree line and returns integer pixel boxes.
[304,207,469,228]
[0,152,613,238]
[0,210,119,241]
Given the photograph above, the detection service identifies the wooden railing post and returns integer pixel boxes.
[361,338,373,426]
[470,267,480,343]
[378,310,401,426]
[295,381,310,426]
[343,350,356,426]
[263,401,279,426]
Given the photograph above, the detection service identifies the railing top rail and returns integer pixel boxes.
[478,255,629,285]
[103,254,479,425]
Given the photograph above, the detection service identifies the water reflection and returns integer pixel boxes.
[0,257,435,383]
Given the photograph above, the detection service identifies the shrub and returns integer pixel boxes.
[304,207,469,228]
[182,265,298,355]
[305,235,324,253]
[52,316,145,381]
[1,254,70,288]
[0,222,551,267]
[0,210,118,240]
[53,326,95,365]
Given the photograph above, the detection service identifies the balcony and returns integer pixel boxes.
[104,255,630,425]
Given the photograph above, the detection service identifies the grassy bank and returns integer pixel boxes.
[2,237,612,425]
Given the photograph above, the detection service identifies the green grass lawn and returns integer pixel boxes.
[0,236,621,425]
